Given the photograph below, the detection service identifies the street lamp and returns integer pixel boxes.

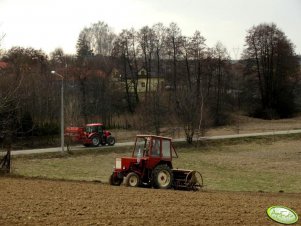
[51,71,64,152]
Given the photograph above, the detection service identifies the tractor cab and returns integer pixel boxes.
[110,135,183,188]
[131,135,178,178]
[133,135,178,160]
[85,123,104,135]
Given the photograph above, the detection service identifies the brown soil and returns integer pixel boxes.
[1,177,300,226]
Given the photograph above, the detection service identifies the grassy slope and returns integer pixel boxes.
[11,134,301,193]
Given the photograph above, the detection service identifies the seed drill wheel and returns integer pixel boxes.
[186,171,203,191]
[172,169,204,191]
[152,164,173,189]
[125,172,140,187]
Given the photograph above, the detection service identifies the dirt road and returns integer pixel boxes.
[0,177,300,225]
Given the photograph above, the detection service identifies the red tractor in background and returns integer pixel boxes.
[109,135,203,190]
[65,123,116,147]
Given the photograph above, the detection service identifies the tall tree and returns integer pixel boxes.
[0,32,5,56]
[210,42,231,125]
[76,35,94,123]
[165,22,183,93]
[138,26,155,98]
[3,47,51,124]
[49,51,83,126]
[112,29,140,113]
[79,21,116,56]
[76,35,94,63]
[0,96,18,173]
[243,23,300,118]
[176,31,207,143]
[0,47,21,172]
[152,23,167,85]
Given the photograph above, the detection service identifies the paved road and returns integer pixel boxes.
[11,129,301,156]
[11,141,135,156]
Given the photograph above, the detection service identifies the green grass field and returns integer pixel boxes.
[11,134,301,193]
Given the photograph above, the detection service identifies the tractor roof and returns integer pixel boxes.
[136,134,172,140]
[86,123,103,126]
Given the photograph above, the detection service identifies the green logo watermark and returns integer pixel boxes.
[267,206,298,225]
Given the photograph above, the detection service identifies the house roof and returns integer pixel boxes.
[0,61,8,69]
[53,67,109,81]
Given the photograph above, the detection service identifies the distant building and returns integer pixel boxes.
[0,61,10,77]
[115,67,165,93]
[134,67,164,93]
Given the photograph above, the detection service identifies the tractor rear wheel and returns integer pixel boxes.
[125,172,140,187]
[107,136,116,146]
[109,173,123,186]
[152,164,173,189]
[91,136,100,147]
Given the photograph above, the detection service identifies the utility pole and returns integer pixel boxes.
[51,71,64,152]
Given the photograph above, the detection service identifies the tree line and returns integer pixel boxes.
[0,21,300,148]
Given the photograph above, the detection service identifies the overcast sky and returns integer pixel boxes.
[0,0,300,59]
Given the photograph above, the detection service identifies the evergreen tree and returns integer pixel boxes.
[76,35,94,63]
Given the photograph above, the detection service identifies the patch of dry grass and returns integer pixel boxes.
[201,115,301,136]
[11,135,301,193]
[112,115,301,140]
[174,138,301,192]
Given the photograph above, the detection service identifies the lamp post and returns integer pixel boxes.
[51,71,64,152]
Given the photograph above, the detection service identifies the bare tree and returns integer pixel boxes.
[3,47,53,125]
[175,31,207,143]
[210,42,231,125]
[0,97,18,173]
[138,26,155,99]
[165,22,183,93]
[79,21,116,56]
[152,23,167,86]
[186,31,207,140]
[175,87,202,143]
[243,23,300,118]
[50,48,65,64]
[0,46,51,169]
[76,35,94,123]
[0,32,5,56]
[135,89,167,135]
[0,51,23,173]
[49,50,85,127]
[112,29,140,113]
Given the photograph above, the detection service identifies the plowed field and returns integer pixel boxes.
[0,177,300,225]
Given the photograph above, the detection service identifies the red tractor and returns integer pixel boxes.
[65,123,115,147]
[109,135,203,190]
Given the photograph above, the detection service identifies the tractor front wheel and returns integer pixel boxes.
[152,164,173,189]
[125,172,140,187]
[109,173,123,186]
